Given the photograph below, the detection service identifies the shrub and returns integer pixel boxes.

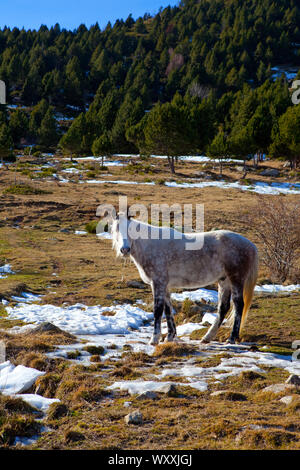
[85,220,99,234]
[245,196,300,282]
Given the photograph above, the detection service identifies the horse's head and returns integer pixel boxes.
[111,211,132,257]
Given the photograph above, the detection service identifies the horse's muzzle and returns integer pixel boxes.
[120,247,131,256]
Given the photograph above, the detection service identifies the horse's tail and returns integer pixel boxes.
[240,247,259,330]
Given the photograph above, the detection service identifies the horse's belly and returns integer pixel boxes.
[167,259,224,289]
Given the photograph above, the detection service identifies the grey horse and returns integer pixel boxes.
[112,212,258,345]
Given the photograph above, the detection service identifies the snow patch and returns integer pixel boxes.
[0,361,44,395]
[6,303,153,336]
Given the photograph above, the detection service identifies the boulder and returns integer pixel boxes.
[261,383,295,394]
[158,383,179,397]
[260,168,280,177]
[125,410,143,425]
[279,395,295,405]
[136,391,158,400]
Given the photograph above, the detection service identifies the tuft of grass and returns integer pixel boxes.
[64,429,85,443]
[236,429,297,449]
[47,403,69,421]
[258,345,292,356]
[153,342,198,358]
[83,345,105,355]
[4,184,51,195]
[66,350,81,359]
[0,415,41,446]
[2,397,39,415]
[111,365,141,379]
[121,351,153,367]
[35,373,62,398]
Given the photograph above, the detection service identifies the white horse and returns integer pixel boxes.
[112,212,258,345]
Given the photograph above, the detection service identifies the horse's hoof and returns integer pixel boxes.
[149,335,160,346]
[200,337,210,344]
[164,335,177,343]
[226,338,236,344]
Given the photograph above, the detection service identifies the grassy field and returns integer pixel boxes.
[0,154,299,449]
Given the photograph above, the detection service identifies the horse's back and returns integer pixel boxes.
[211,230,258,277]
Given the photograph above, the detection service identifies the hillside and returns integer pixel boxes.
[0,0,299,158]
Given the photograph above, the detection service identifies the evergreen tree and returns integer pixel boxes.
[207,129,229,176]
[92,131,113,167]
[0,123,13,164]
[38,107,59,149]
[143,101,190,174]
[59,113,86,159]
[9,109,29,146]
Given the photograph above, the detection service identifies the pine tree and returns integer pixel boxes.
[92,131,113,167]
[9,110,29,146]
[38,108,59,149]
[207,129,229,176]
[59,113,86,159]
[143,101,190,174]
[0,123,13,164]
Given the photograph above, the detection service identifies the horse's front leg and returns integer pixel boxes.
[149,282,166,345]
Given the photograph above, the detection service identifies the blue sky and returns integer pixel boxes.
[0,0,179,30]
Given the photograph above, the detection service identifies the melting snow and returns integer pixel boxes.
[0,361,44,395]
[0,264,14,279]
[6,302,153,336]
[171,288,218,304]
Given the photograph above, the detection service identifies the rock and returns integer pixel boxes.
[261,383,295,394]
[158,383,179,397]
[136,391,158,401]
[236,166,245,172]
[260,168,280,177]
[125,410,143,425]
[126,280,146,289]
[59,228,70,233]
[279,395,295,405]
[28,322,63,334]
[285,375,300,387]
[27,322,74,339]
[210,390,227,397]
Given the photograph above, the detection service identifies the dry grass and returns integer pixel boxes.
[153,342,198,358]
[0,155,300,450]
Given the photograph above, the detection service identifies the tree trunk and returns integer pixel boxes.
[168,156,176,174]
[219,158,223,176]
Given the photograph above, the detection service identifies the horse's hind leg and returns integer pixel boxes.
[227,283,244,344]
[200,279,231,343]
[164,292,177,342]
[149,281,166,345]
